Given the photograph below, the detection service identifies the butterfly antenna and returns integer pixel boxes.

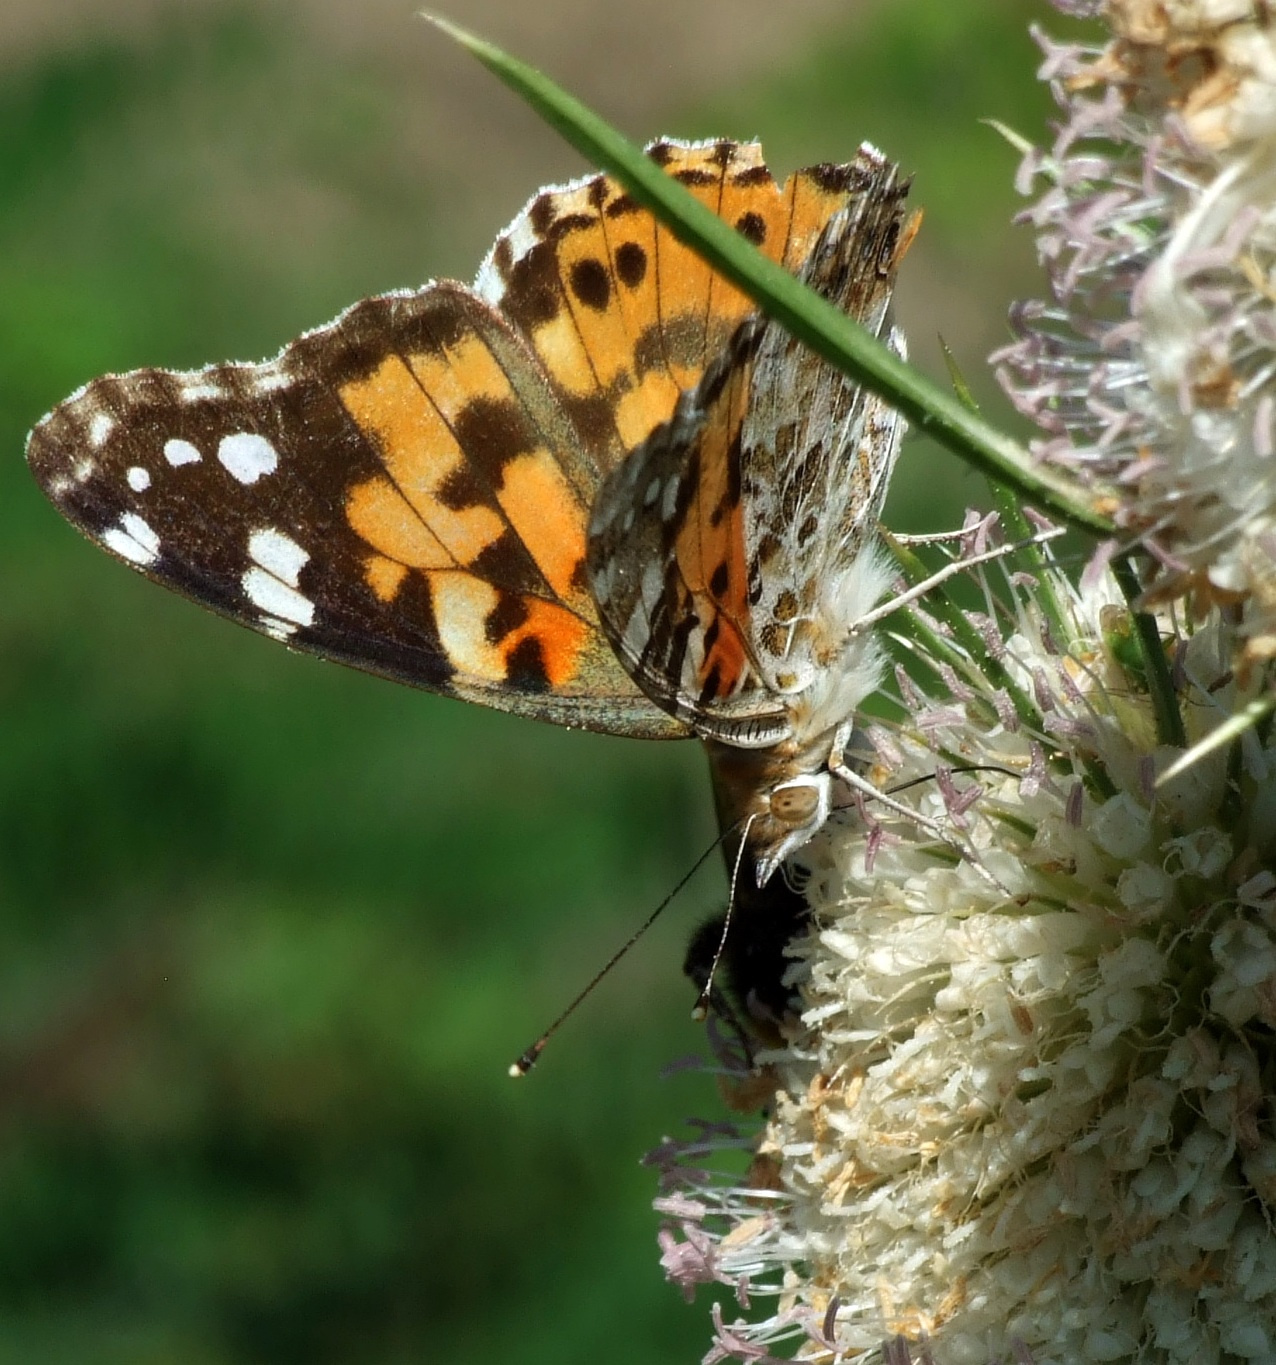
[886,763,1019,796]
[509,829,729,1077]
[691,813,756,1022]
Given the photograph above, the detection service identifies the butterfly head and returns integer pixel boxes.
[706,741,836,887]
[752,772,833,886]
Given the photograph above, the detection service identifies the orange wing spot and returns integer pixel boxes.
[346,475,454,571]
[613,369,682,452]
[426,572,589,688]
[340,357,504,568]
[497,450,588,604]
[780,168,855,271]
[408,333,511,423]
[365,553,409,603]
[700,607,750,700]
[895,209,924,269]
[530,307,599,397]
[499,597,591,689]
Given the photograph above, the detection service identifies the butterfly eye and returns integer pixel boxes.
[769,781,822,828]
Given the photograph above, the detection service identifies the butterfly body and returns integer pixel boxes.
[27,137,912,887]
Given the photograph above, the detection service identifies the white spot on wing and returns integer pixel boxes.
[242,568,314,627]
[102,511,160,566]
[260,615,299,641]
[218,432,278,484]
[126,466,151,492]
[164,438,202,467]
[248,527,309,586]
[88,412,115,447]
[72,458,95,484]
[181,379,224,402]
[250,367,291,396]
[640,559,663,615]
[502,213,540,263]
[660,474,681,521]
[643,477,661,507]
[242,526,313,630]
[474,256,506,305]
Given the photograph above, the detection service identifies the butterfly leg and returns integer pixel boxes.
[826,723,1001,875]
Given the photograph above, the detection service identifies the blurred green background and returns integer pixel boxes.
[2,2,1063,1361]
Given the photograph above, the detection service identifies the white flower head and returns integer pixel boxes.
[996,0,1276,664]
[654,529,1276,1364]
[647,7,1276,1360]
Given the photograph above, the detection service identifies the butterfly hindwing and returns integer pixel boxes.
[475,139,868,463]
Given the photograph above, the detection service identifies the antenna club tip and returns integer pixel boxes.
[509,1041,545,1077]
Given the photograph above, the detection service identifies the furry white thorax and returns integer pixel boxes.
[743,546,894,884]
[785,545,894,748]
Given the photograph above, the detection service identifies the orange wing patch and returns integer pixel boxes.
[340,356,506,570]
[428,572,590,689]
[478,141,867,478]
[338,320,595,618]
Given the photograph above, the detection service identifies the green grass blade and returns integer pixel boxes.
[1156,694,1276,788]
[1111,555,1186,749]
[425,14,1115,539]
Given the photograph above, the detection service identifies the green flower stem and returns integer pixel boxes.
[886,535,1039,732]
[986,481,1072,652]
[1111,555,1186,750]
[426,15,1115,540]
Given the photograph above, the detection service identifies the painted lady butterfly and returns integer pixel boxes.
[26,138,913,886]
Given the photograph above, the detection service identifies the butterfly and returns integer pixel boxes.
[26,137,913,887]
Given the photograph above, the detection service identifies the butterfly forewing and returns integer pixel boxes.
[588,145,914,744]
[740,153,913,693]
[27,279,682,735]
